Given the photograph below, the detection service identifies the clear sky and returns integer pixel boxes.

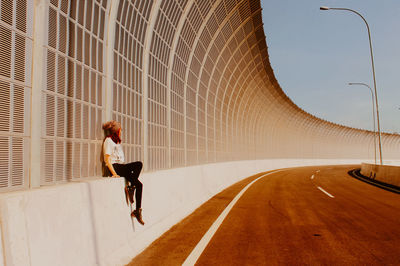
[261,0,400,134]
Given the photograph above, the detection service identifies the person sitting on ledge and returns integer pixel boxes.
[102,120,145,225]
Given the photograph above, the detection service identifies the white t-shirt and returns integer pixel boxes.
[103,137,125,164]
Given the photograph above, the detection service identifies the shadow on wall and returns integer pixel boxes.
[87,183,101,265]
[100,139,111,178]
[100,124,111,177]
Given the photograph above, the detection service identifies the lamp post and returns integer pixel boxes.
[348,82,376,164]
[320,6,383,165]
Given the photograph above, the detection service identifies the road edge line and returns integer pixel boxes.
[182,169,283,265]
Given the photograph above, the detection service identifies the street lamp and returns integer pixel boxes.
[348,82,376,164]
[320,6,383,165]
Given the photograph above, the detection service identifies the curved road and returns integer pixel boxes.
[129,165,400,265]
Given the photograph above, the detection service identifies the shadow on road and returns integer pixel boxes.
[348,169,400,194]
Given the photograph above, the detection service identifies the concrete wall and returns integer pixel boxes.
[0,159,366,266]
[361,163,400,187]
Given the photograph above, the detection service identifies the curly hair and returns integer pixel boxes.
[102,120,121,143]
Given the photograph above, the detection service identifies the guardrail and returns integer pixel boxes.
[361,163,400,187]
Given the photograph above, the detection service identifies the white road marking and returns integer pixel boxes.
[317,186,335,198]
[311,174,314,179]
[182,169,283,266]
[316,170,320,173]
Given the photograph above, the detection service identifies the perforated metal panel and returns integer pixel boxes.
[145,0,187,170]
[41,0,107,184]
[0,0,32,190]
[1,0,399,192]
[112,0,154,166]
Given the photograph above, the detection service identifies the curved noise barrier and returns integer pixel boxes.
[0,0,399,190]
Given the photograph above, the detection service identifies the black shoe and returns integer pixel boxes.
[131,208,145,225]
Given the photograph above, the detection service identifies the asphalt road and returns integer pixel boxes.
[129,165,400,265]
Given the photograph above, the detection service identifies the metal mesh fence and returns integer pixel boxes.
[41,0,107,184]
[0,0,33,190]
[0,0,399,191]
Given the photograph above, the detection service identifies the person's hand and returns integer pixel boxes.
[112,174,120,178]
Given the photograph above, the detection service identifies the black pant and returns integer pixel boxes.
[113,161,143,209]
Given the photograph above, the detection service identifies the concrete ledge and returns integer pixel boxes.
[0,159,367,266]
[361,163,400,187]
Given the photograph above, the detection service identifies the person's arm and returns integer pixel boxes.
[104,154,120,178]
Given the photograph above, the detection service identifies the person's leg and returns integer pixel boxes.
[133,180,142,209]
[122,161,144,225]
[121,161,143,209]
[127,161,143,181]
[112,163,134,204]
[112,163,129,179]
[131,179,144,225]
[114,162,145,224]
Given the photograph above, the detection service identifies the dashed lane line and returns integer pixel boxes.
[311,174,314,179]
[182,169,284,266]
[317,186,335,198]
